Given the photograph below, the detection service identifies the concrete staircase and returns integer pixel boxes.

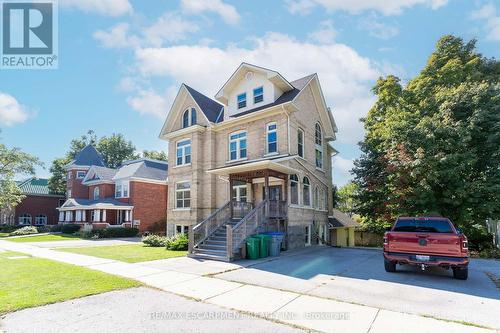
[191,218,241,261]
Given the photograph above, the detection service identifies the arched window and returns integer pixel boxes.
[93,187,100,200]
[190,107,197,125]
[302,177,311,206]
[35,214,47,225]
[19,213,31,225]
[290,174,299,205]
[315,123,323,169]
[182,109,189,128]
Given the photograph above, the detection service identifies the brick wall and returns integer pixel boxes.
[14,195,65,225]
[66,169,89,199]
[88,183,115,199]
[129,181,167,233]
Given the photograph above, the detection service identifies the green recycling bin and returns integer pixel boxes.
[254,234,272,258]
[246,237,260,259]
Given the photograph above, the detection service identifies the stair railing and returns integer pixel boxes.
[191,201,231,251]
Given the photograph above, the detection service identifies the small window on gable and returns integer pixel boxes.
[93,187,100,200]
[237,93,247,109]
[183,108,197,128]
[182,110,189,128]
[190,107,197,125]
[253,87,263,104]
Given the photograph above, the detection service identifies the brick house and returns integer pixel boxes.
[159,63,338,260]
[2,178,65,226]
[58,145,168,233]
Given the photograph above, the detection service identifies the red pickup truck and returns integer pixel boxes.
[383,217,469,280]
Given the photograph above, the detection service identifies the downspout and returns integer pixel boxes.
[283,105,291,155]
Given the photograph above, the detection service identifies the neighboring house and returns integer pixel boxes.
[2,178,65,226]
[57,145,168,233]
[328,209,359,247]
[159,63,338,260]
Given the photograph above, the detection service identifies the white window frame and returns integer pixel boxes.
[302,176,311,207]
[315,123,324,170]
[76,171,86,179]
[232,184,248,202]
[266,122,278,155]
[229,131,247,161]
[253,86,263,104]
[19,213,32,225]
[115,181,130,198]
[182,108,197,128]
[176,139,192,166]
[175,225,188,235]
[290,174,299,205]
[175,181,191,209]
[93,187,100,200]
[297,128,305,158]
[237,93,247,109]
[35,214,47,225]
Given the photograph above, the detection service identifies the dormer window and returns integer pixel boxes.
[76,171,86,179]
[182,108,197,128]
[237,93,246,109]
[253,87,263,104]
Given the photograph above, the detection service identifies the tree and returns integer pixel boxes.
[48,131,138,194]
[336,182,358,216]
[353,35,500,233]
[0,142,41,209]
[142,150,168,161]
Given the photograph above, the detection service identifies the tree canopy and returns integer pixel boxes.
[353,35,500,231]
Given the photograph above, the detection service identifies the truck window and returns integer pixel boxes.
[393,219,453,233]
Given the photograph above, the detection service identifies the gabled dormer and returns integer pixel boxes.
[215,63,296,119]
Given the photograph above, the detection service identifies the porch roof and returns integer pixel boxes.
[58,198,133,211]
[207,158,300,177]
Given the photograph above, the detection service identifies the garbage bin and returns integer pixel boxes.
[254,234,271,258]
[268,236,281,256]
[265,232,285,250]
[246,237,260,259]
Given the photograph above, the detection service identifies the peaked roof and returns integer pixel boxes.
[113,158,168,182]
[82,166,117,184]
[184,85,224,123]
[67,145,106,168]
[16,177,64,196]
[328,209,359,228]
[230,73,315,118]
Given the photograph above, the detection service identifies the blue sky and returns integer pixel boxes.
[1,0,499,186]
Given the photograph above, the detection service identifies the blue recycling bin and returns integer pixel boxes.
[265,232,285,252]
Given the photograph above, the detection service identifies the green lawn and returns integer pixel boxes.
[0,251,140,314]
[7,234,82,243]
[0,232,9,238]
[58,244,187,263]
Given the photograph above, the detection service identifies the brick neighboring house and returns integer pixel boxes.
[159,63,338,261]
[57,145,168,233]
[0,178,65,226]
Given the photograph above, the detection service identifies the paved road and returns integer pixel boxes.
[214,247,500,329]
[0,287,304,333]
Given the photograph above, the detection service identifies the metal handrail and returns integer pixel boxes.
[192,201,231,232]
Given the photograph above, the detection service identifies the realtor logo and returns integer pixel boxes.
[1,0,58,69]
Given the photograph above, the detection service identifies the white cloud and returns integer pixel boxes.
[285,0,448,15]
[471,3,500,41]
[308,20,338,44]
[94,13,199,49]
[126,90,169,118]
[0,93,29,126]
[132,32,381,144]
[333,155,355,183]
[60,0,132,16]
[181,0,240,25]
[359,17,399,39]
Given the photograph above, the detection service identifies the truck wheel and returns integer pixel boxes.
[452,267,468,280]
[384,259,396,272]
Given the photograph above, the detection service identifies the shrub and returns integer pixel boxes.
[93,227,139,239]
[142,234,169,247]
[0,225,23,233]
[166,233,188,251]
[10,226,38,236]
[61,224,82,234]
[75,231,99,239]
[462,224,494,251]
[478,248,500,259]
[50,224,63,232]
[36,226,51,233]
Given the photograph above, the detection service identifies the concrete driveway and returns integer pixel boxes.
[212,247,500,329]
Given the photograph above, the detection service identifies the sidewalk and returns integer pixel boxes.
[0,240,494,333]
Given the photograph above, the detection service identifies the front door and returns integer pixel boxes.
[264,185,282,201]
[232,185,247,202]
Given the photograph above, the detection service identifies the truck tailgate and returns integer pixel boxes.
[386,232,463,257]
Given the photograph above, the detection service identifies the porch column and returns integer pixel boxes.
[264,170,270,200]
[229,176,234,218]
[102,210,106,223]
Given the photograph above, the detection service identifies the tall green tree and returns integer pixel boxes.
[353,35,500,231]
[142,150,168,161]
[48,131,138,194]
[0,142,41,209]
[335,182,359,216]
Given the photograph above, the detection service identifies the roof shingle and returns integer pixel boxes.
[67,145,106,168]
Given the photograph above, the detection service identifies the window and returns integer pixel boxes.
[176,182,191,209]
[35,214,47,225]
[253,86,263,104]
[229,131,247,160]
[176,139,192,166]
[182,109,189,128]
[237,93,246,109]
[232,182,248,202]
[290,174,299,205]
[76,171,86,179]
[191,108,197,125]
[315,123,323,169]
[123,182,129,197]
[19,213,31,225]
[176,225,189,235]
[93,187,100,200]
[115,181,129,198]
[115,184,121,198]
[302,177,311,206]
[297,128,304,158]
[266,123,277,154]
[305,225,311,246]
[393,219,454,233]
